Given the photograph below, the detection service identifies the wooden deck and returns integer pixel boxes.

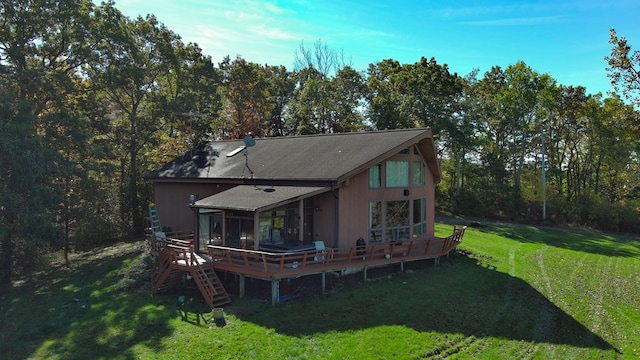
[150,226,466,306]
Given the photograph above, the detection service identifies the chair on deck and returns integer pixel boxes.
[314,241,326,261]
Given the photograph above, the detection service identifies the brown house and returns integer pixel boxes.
[146,128,442,254]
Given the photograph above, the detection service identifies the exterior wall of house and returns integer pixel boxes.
[335,149,436,251]
[312,190,338,248]
[152,182,235,233]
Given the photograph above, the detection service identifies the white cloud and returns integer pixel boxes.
[462,15,568,26]
[248,24,298,40]
[263,2,287,15]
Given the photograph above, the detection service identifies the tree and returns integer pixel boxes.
[497,62,555,208]
[0,81,62,283]
[366,59,413,130]
[448,69,484,198]
[264,65,295,136]
[218,56,272,138]
[90,5,186,233]
[286,65,365,134]
[148,42,222,160]
[0,0,98,282]
[606,28,640,107]
[293,39,350,77]
[366,57,463,135]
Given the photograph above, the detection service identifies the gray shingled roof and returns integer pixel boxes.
[192,185,330,212]
[146,128,440,183]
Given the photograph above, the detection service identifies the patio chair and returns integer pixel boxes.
[314,241,326,261]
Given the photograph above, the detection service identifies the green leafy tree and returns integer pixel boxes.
[606,28,640,107]
[0,0,99,281]
[0,82,62,283]
[499,61,555,204]
[366,59,412,130]
[446,69,485,208]
[264,65,295,136]
[287,65,365,134]
[147,42,222,162]
[218,56,272,138]
[366,57,463,134]
[286,67,328,134]
[90,5,187,233]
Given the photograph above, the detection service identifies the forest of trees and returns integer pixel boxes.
[1,0,639,283]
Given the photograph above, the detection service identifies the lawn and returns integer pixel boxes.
[1,222,638,359]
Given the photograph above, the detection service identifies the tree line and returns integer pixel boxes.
[1,0,639,283]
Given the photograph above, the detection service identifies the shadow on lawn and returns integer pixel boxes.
[0,248,175,360]
[437,216,640,258]
[482,224,640,258]
[235,254,616,353]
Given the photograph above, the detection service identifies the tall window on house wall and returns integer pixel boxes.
[413,161,426,187]
[386,160,409,188]
[369,164,381,188]
[369,201,382,243]
[413,197,427,236]
[385,200,410,242]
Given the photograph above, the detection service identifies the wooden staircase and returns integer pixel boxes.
[188,253,232,308]
[150,242,231,308]
[150,248,183,294]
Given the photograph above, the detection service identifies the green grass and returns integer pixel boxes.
[1,223,639,359]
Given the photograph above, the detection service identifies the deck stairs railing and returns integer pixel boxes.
[150,246,182,294]
[150,237,231,308]
[186,246,232,308]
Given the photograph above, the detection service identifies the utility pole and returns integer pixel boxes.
[541,128,547,220]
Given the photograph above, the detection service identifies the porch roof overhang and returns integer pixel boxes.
[190,185,331,213]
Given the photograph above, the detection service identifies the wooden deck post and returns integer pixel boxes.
[271,280,280,306]
[239,274,245,299]
[321,272,326,294]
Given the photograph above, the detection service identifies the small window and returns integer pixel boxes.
[369,164,381,188]
[386,160,409,188]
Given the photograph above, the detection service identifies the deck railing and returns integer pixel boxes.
[206,226,466,280]
[149,226,466,280]
[149,231,194,253]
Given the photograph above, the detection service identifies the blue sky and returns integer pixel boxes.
[112,0,640,96]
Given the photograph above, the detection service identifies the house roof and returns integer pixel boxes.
[191,185,330,212]
[146,128,441,184]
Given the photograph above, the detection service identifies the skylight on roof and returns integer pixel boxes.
[226,146,246,157]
